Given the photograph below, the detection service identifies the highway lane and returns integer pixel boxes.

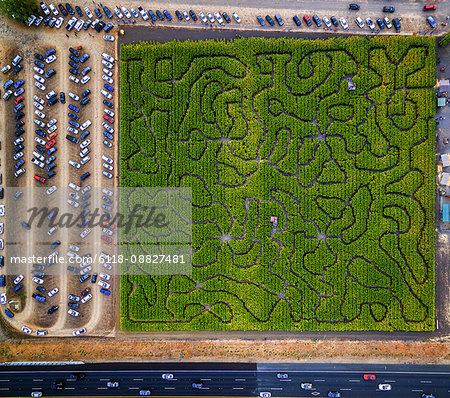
[0,362,448,397]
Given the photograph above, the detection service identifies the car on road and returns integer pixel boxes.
[427,16,437,28]
[192,382,203,389]
[328,392,341,398]
[277,373,288,379]
[162,373,174,380]
[21,326,32,334]
[107,381,119,388]
[349,4,360,10]
[383,6,395,13]
[301,382,313,390]
[363,374,376,380]
[259,393,271,398]
[378,384,391,391]
[73,328,86,336]
[423,4,437,11]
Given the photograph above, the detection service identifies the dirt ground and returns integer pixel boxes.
[0,337,448,364]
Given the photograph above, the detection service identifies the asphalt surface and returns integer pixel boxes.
[0,362,448,397]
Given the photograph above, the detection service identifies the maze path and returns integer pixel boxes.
[119,37,436,331]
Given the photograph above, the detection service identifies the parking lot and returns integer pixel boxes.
[0,23,118,337]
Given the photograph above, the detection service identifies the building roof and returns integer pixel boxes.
[440,172,450,186]
[442,153,450,167]
[438,97,446,107]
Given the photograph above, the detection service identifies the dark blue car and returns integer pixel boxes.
[163,10,172,21]
[14,79,24,89]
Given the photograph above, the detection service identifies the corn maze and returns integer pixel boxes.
[119,36,436,331]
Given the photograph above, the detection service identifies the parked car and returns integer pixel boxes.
[427,16,437,28]
[257,15,265,26]
[303,14,312,26]
[383,6,395,13]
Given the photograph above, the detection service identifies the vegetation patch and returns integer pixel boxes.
[120,36,436,331]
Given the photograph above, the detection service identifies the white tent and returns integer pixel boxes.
[440,172,450,186]
[441,154,450,167]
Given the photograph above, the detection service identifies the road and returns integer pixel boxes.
[0,362,448,397]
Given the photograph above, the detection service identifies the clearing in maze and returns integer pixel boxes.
[119,36,436,331]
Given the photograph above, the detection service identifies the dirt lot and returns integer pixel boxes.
[0,337,448,364]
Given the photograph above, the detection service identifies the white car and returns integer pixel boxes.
[103,68,113,77]
[232,12,241,23]
[199,12,208,24]
[114,7,123,18]
[48,287,58,297]
[67,126,78,135]
[74,19,84,31]
[69,244,80,252]
[102,154,113,164]
[32,277,44,285]
[91,18,99,29]
[162,373,174,380]
[383,17,392,29]
[80,148,90,158]
[73,327,86,336]
[214,12,223,24]
[103,188,113,196]
[99,272,111,281]
[34,95,45,104]
[32,158,45,168]
[34,136,46,146]
[102,122,114,133]
[103,170,113,179]
[34,119,46,128]
[121,6,132,19]
[47,118,57,128]
[340,17,348,29]
[102,52,115,63]
[69,160,81,169]
[103,163,113,171]
[139,7,149,20]
[13,152,23,160]
[47,124,57,134]
[68,92,80,101]
[35,330,47,336]
[260,393,271,398]
[33,101,44,111]
[323,17,331,28]
[81,293,92,304]
[107,381,119,388]
[80,156,90,165]
[47,226,57,236]
[31,391,43,397]
[355,17,364,29]
[84,7,93,19]
[35,110,45,119]
[34,66,44,75]
[55,16,63,28]
[366,17,375,30]
[13,275,24,285]
[48,3,58,15]
[0,293,7,305]
[80,139,91,149]
[80,120,91,131]
[98,280,111,289]
[68,309,80,317]
[45,90,57,100]
[46,185,57,195]
[207,12,215,23]
[79,266,91,276]
[69,182,80,191]
[81,75,90,85]
[104,35,115,42]
[34,74,45,84]
[139,390,151,396]
[104,108,115,117]
[80,228,91,239]
[46,54,56,64]
[69,75,80,84]
[102,75,113,84]
[101,89,113,100]
[182,10,190,21]
[40,2,50,15]
[34,81,46,91]
[130,8,139,18]
[21,326,32,334]
[67,199,79,208]
[378,384,392,391]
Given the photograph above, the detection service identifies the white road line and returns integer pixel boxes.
[0,388,9,391]
[340,388,352,391]
[31,388,42,390]
[65,387,75,390]
[201,378,211,381]
[384,380,396,383]
[271,387,283,390]
[314,379,326,382]
[420,381,432,383]
[97,387,107,390]
[233,387,244,390]
[133,378,144,381]
[0,380,10,382]
[411,390,423,392]
[33,379,43,382]
[99,378,110,381]
[129,387,139,389]
[348,380,360,382]
[164,387,175,390]
[235,378,246,381]
[279,379,292,382]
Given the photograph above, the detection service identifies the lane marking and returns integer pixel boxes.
[412,390,423,392]
[129,387,139,389]
[235,379,246,382]
[348,380,360,382]
[340,388,352,391]
[99,378,110,381]
[32,379,43,382]
[97,387,107,390]
[0,380,10,382]
[420,381,432,383]
[65,387,75,390]
[314,379,325,382]
[271,387,283,390]
[279,379,292,382]
[384,380,396,383]
[233,387,244,390]
[201,378,211,381]
[0,388,9,391]
[133,378,144,381]
[164,387,175,390]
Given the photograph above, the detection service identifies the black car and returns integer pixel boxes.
[222,12,231,23]
[43,16,51,26]
[14,103,24,113]
[175,10,183,20]
[377,18,385,29]
[103,99,114,109]
[68,60,79,69]
[34,60,44,68]
[189,10,197,21]
[15,128,25,137]
[383,6,395,13]
[95,20,105,32]
[69,47,79,57]
[34,144,45,153]
[14,112,24,121]
[65,3,74,15]
[45,69,56,78]
[265,15,275,26]
[94,8,102,18]
[47,163,56,171]
[48,18,56,28]
[80,130,90,140]
[46,171,56,179]
[58,4,68,16]
[75,6,83,17]
[13,65,22,75]
[48,96,58,106]
[275,14,284,26]
[69,54,79,63]
[48,305,59,315]
[80,97,90,106]
[69,68,80,76]
[36,285,46,293]
[156,10,164,20]
[34,52,45,61]
[68,112,79,120]
[392,17,401,31]
[60,92,65,104]
[83,20,91,30]
[293,15,301,26]
[81,66,91,76]
[312,14,322,27]
[103,5,113,19]
[81,89,90,98]
[14,144,24,154]
[330,16,339,27]
[16,121,24,129]
[104,22,114,33]
[349,4,360,10]
[66,134,79,144]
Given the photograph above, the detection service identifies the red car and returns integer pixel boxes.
[363,374,376,381]
[34,175,46,183]
[45,139,56,149]
[101,235,112,244]
[103,222,116,229]
[103,114,114,123]
[303,14,312,26]
[15,96,24,105]
[81,287,91,297]
[423,4,437,10]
